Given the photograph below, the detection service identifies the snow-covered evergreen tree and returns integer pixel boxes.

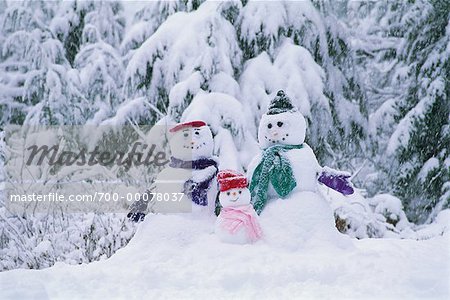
[385,0,449,223]
[83,1,125,48]
[0,0,127,125]
[238,0,368,170]
[0,1,133,272]
[0,1,87,125]
[74,3,124,124]
[51,0,125,66]
[123,1,242,125]
[121,1,185,61]
[349,0,449,223]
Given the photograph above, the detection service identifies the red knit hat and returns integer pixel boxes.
[169,120,207,133]
[217,170,248,192]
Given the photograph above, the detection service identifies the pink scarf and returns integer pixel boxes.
[220,205,263,242]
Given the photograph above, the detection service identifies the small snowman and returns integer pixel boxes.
[128,120,219,221]
[215,170,263,244]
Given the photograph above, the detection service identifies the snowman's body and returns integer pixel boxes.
[153,166,218,214]
[215,212,249,244]
[153,167,192,214]
[215,172,262,244]
[260,190,348,250]
[152,122,218,215]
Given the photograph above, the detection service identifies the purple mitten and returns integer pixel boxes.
[318,168,354,195]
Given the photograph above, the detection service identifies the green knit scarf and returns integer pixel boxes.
[249,144,303,215]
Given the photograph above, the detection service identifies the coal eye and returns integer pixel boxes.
[238,191,242,194]
[267,123,272,129]
[227,192,230,196]
[277,122,283,127]
[183,133,189,137]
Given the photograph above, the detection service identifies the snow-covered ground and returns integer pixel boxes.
[1,194,449,299]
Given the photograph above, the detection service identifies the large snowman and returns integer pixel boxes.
[247,90,351,250]
[128,121,219,221]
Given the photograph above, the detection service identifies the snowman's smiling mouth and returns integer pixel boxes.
[183,142,207,150]
[229,197,239,202]
[264,133,289,144]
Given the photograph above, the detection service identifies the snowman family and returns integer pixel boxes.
[128,90,353,245]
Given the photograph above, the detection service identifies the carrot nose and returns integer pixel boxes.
[232,192,237,196]
[191,141,195,145]
[273,132,278,136]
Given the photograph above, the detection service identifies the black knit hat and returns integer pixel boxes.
[266,90,297,115]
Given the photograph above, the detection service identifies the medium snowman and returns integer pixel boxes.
[247,91,351,249]
[215,170,263,244]
[128,120,219,221]
[247,90,322,212]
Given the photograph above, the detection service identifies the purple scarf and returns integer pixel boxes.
[170,157,218,206]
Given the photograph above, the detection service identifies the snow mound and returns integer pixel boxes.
[415,209,450,240]
[0,193,449,299]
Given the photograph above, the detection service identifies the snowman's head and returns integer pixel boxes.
[219,187,251,207]
[217,170,251,207]
[258,90,306,149]
[169,121,213,161]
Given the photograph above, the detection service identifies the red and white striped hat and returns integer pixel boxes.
[169,120,207,133]
[217,170,248,192]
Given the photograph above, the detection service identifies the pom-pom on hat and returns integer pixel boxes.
[266,90,297,115]
[169,120,206,133]
[217,170,248,192]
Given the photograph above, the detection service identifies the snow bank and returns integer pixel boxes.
[0,193,448,299]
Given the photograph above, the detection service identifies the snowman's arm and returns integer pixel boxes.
[191,166,218,183]
[301,143,322,172]
[300,143,353,195]
[320,166,351,178]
